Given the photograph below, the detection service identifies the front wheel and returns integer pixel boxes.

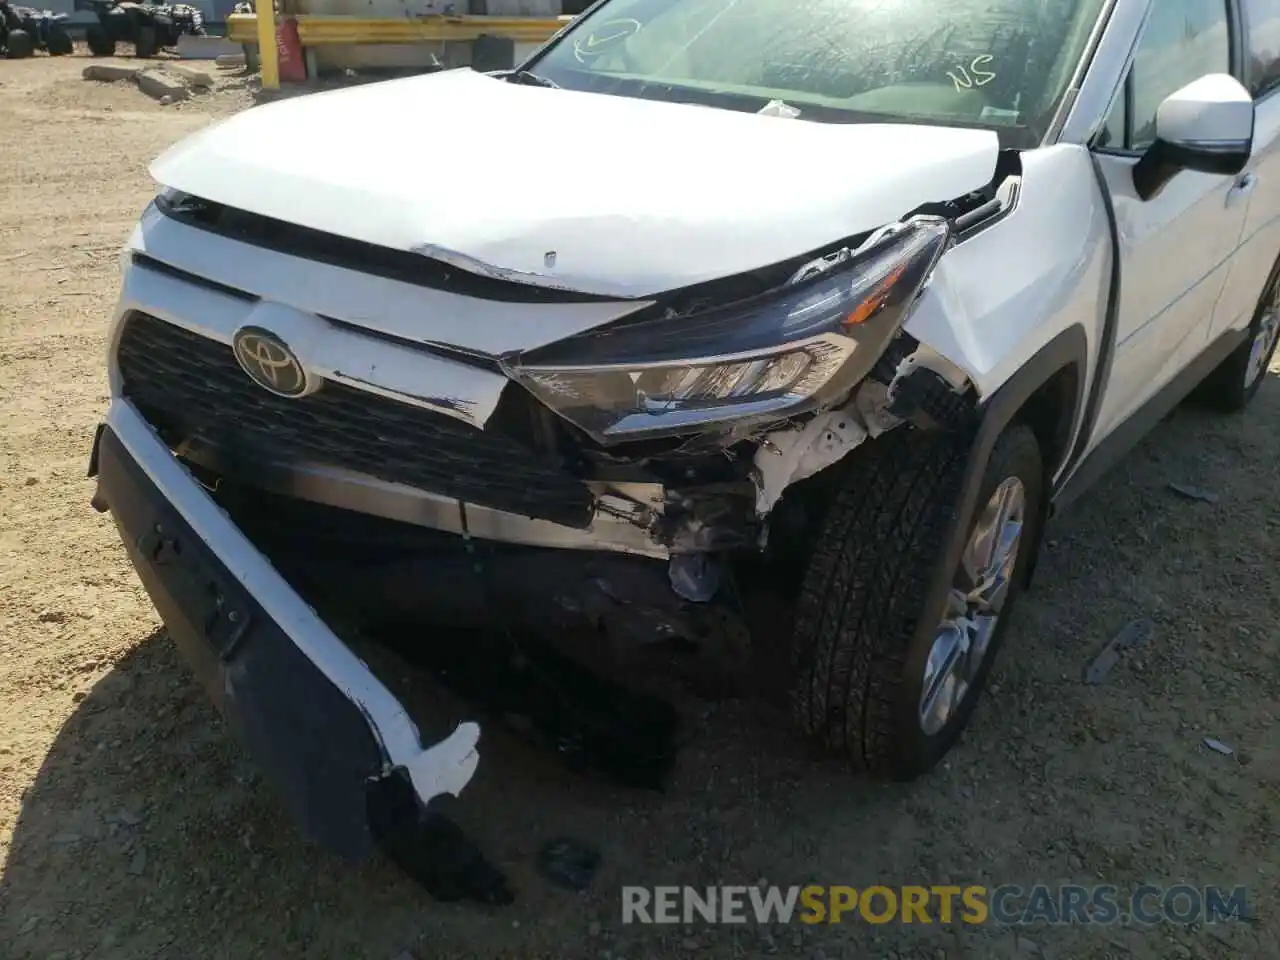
[789,422,1044,780]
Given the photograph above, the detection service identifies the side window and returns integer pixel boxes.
[1244,0,1280,97]
[1100,0,1232,151]
[1132,1,1232,149]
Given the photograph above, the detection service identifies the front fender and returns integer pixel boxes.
[904,143,1113,426]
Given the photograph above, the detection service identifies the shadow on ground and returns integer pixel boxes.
[3,376,1278,960]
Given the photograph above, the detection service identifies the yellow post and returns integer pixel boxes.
[256,0,279,90]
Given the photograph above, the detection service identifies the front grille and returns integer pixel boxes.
[116,312,595,528]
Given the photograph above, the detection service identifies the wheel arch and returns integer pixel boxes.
[1012,340,1087,484]
[940,323,1089,597]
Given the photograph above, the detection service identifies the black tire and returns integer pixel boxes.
[46,24,73,55]
[134,24,158,58]
[5,27,33,58]
[86,23,115,56]
[1195,255,1280,412]
[790,421,1044,781]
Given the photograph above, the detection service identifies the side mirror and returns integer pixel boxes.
[1134,74,1255,201]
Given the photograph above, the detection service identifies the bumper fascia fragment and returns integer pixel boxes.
[90,399,482,862]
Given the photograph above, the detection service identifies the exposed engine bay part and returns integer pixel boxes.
[655,481,759,554]
[226,487,761,703]
[668,553,722,603]
[750,340,975,515]
[753,400,872,516]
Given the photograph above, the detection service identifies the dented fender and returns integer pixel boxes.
[903,144,1111,411]
[753,145,1111,513]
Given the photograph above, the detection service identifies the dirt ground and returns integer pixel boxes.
[1,54,1277,960]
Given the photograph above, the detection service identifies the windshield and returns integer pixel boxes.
[528,0,1108,147]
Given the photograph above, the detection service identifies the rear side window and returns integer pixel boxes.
[1244,0,1280,97]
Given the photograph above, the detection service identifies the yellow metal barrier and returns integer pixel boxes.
[252,4,277,90]
[226,12,256,45]
[226,13,567,48]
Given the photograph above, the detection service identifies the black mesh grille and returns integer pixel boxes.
[116,312,594,528]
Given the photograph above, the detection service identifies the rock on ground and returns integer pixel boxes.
[136,69,189,103]
[165,64,214,90]
[82,64,140,83]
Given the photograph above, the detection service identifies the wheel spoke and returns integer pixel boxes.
[920,475,1026,735]
[1247,308,1280,386]
[961,482,1014,588]
[959,523,994,590]
[977,517,1022,613]
[921,623,967,734]
[1244,304,1274,386]
[967,615,999,676]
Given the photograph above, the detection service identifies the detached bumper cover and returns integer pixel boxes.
[91,400,481,861]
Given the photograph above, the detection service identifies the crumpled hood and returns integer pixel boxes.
[151,69,1000,298]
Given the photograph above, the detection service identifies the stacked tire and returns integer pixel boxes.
[1,2,73,57]
[3,28,33,57]
[45,18,72,54]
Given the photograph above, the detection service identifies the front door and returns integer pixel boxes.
[1086,0,1252,450]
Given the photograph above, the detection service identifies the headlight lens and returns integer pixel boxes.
[503,216,950,444]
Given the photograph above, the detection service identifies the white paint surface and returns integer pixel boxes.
[903,144,1112,411]
[151,67,1000,297]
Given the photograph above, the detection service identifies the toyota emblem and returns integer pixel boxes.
[231,327,313,398]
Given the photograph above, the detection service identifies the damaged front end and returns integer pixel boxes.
[486,214,974,601]
[113,206,987,694]
[94,183,996,902]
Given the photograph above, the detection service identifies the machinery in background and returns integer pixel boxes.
[1,0,74,56]
[82,0,205,57]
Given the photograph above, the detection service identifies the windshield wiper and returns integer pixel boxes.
[505,69,560,89]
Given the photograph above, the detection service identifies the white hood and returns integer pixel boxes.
[151,69,1000,298]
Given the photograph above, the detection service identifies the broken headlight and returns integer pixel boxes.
[503,216,950,444]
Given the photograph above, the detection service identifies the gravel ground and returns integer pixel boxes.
[1,55,1277,960]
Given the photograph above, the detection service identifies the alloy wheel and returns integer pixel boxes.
[919,477,1025,736]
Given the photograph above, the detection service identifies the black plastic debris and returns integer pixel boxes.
[536,836,601,892]
[369,770,514,905]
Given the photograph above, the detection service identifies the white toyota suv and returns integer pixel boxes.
[90,0,1280,898]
